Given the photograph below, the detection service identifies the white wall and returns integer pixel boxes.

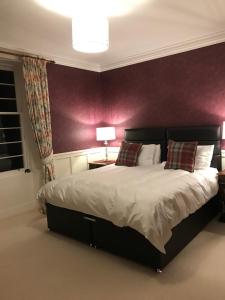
[54,147,119,178]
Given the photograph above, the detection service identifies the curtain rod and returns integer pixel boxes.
[0,49,55,64]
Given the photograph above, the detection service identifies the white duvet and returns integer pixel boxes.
[37,163,218,253]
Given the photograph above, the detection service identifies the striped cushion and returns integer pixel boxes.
[115,141,142,167]
[164,140,198,172]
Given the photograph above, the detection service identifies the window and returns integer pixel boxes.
[0,69,24,172]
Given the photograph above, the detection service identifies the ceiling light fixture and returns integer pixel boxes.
[72,16,109,53]
[35,0,147,53]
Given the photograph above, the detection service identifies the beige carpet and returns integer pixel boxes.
[0,210,225,300]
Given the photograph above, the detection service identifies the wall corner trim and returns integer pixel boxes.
[100,30,225,71]
[2,31,225,72]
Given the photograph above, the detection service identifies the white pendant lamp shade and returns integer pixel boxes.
[72,16,109,53]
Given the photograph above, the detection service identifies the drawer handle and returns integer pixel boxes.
[83,216,96,222]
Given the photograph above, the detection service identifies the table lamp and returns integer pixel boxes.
[96,127,116,161]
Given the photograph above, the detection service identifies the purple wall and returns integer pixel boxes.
[102,43,225,146]
[48,43,225,153]
[47,64,104,153]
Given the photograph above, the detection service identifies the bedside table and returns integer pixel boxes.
[218,170,225,222]
[88,160,116,170]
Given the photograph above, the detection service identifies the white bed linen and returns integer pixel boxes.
[37,163,218,253]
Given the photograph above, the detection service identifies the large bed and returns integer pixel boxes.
[39,125,221,271]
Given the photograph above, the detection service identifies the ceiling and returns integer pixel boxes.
[1,0,225,72]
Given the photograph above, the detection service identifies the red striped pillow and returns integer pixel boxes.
[164,140,198,172]
[115,141,142,167]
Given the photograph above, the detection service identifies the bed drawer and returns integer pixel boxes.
[92,217,161,268]
[46,203,91,244]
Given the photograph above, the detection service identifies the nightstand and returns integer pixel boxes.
[218,170,225,222]
[88,160,116,170]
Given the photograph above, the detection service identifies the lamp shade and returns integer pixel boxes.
[96,127,115,141]
[72,16,109,53]
[223,122,225,139]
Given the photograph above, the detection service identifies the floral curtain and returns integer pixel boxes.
[22,57,55,184]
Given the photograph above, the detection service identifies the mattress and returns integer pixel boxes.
[37,163,218,253]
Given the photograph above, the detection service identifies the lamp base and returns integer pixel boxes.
[104,140,109,161]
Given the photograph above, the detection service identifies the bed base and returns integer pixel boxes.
[46,195,219,270]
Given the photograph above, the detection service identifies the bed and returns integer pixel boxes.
[41,125,221,271]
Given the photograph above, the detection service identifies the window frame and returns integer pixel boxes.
[0,60,29,175]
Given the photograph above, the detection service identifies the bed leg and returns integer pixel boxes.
[156,268,162,273]
[89,243,97,249]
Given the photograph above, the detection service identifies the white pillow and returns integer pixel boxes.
[137,144,156,166]
[154,144,161,164]
[194,145,214,170]
[137,144,161,166]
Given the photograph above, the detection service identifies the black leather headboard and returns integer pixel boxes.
[124,125,221,170]
[125,128,167,161]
